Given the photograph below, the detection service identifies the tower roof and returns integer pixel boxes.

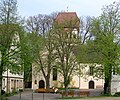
[55,12,80,28]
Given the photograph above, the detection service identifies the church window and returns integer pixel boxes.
[89,66,94,75]
[53,68,57,81]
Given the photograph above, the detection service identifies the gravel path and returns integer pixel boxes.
[8,91,61,100]
[7,89,120,100]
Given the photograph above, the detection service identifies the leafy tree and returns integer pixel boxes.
[75,16,95,64]
[33,31,55,90]
[89,2,120,94]
[19,32,33,87]
[26,13,57,90]
[0,0,22,98]
[53,19,80,95]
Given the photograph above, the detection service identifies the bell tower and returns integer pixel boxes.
[55,12,80,38]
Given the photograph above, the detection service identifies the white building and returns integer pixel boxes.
[32,63,104,90]
[2,70,24,92]
[32,12,104,91]
[111,73,120,95]
[0,24,24,93]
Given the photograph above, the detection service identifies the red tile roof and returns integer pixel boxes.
[55,12,80,28]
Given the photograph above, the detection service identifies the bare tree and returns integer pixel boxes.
[26,13,58,34]
[80,16,92,44]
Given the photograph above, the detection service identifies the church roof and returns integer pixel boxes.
[55,12,80,28]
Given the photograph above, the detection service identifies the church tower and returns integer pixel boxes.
[55,12,80,38]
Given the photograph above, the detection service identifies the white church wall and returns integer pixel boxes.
[32,63,104,90]
[111,75,120,95]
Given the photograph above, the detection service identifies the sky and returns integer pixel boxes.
[17,0,119,18]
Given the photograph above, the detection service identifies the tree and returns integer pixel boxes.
[52,19,80,95]
[33,31,55,91]
[0,0,22,98]
[75,16,94,63]
[0,0,19,24]
[89,2,120,94]
[26,13,55,35]
[80,16,93,44]
[19,32,33,88]
[26,13,57,90]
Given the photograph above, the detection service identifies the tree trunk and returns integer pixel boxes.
[64,83,68,97]
[0,70,2,100]
[64,77,69,97]
[0,55,4,100]
[104,77,110,94]
[104,65,112,95]
[45,75,50,92]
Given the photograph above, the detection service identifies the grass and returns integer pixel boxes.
[1,90,23,100]
[1,94,8,100]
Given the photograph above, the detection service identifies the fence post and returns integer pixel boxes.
[32,90,33,100]
[19,91,21,100]
[43,93,44,100]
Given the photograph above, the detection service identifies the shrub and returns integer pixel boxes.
[1,90,5,95]
[5,93,11,96]
[113,92,120,97]
[19,89,23,92]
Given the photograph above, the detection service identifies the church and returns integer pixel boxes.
[32,12,104,92]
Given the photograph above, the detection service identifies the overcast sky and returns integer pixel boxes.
[17,0,119,18]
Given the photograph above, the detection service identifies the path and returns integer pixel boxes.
[8,89,120,100]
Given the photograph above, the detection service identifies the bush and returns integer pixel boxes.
[1,90,5,95]
[5,93,11,96]
[19,89,23,92]
[1,96,7,100]
[113,92,120,97]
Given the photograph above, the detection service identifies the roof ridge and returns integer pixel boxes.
[60,12,76,14]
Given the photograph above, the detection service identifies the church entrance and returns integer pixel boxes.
[89,80,94,89]
[39,80,45,88]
